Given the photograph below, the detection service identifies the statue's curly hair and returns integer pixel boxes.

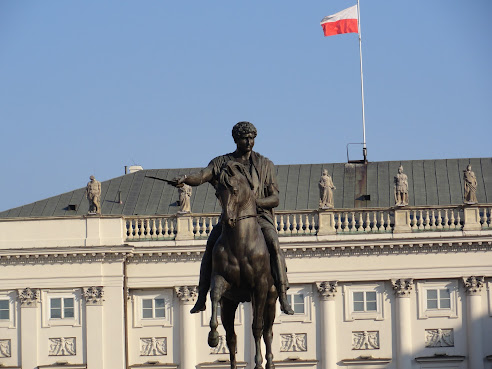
[232,121,257,140]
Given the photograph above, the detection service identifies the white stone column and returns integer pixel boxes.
[18,288,40,369]
[175,286,198,369]
[391,279,413,369]
[316,281,338,369]
[83,287,105,369]
[463,276,485,369]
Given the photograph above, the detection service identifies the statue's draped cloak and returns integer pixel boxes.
[208,151,278,226]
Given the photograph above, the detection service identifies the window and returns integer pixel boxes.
[287,292,305,315]
[50,297,75,319]
[343,283,385,321]
[276,285,312,323]
[142,298,165,319]
[41,289,81,328]
[0,300,9,320]
[131,289,173,328]
[416,280,458,319]
[353,291,377,312]
[426,289,451,310]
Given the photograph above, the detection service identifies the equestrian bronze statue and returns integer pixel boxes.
[170,121,293,367]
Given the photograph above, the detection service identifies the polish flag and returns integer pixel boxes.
[321,5,359,37]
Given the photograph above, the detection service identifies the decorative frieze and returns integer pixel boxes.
[463,276,484,295]
[391,279,413,297]
[210,335,229,354]
[175,286,197,303]
[316,281,338,300]
[352,331,380,350]
[280,333,307,352]
[425,329,454,347]
[140,337,167,356]
[49,337,76,356]
[0,339,11,358]
[18,288,40,307]
[83,286,104,305]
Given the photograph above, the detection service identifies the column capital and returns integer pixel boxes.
[391,278,413,298]
[17,288,40,307]
[462,276,485,295]
[175,286,198,304]
[83,286,104,305]
[316,281,338,301]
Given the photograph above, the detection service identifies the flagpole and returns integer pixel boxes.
[357,0,367,162]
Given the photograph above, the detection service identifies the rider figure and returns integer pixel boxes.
[173,121,294,315]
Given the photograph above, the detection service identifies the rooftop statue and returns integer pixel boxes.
[177,183,192,213]
[463,164,478,204]
[394,165,409,206]
[171,121,294,368]
[85,175,101,214]
[319,169,336,208]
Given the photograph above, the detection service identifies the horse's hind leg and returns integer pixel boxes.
[252,286,268,369]
[221,298,239,369]
[208,275,229,347]
[263,285,277,369]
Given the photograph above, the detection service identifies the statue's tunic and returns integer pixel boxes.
[208,151,278,227]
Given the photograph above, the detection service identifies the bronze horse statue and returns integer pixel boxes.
[208,161,278,369]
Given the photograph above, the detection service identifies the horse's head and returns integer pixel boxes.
[216,161,255,228]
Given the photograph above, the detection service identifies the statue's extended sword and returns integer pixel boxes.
[144,175,175,185]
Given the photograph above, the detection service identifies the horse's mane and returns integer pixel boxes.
[218,161,254,190]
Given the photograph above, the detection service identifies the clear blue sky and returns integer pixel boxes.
[1,1,491,211]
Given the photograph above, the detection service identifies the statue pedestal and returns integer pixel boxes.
[463,207,481,231]
[393,209,411,233]
[317,210,336,236]
[175,214,195,241]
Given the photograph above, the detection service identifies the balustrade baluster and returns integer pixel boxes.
[156,218,162,237]
[357,212,363,231]
[449,210,456,229]
[436,210,443,230]
[379,212,384,231]
[481,208,487,228]
[335,213,342,231]
[150,219,156,238]
[292,214,298,235]
[386,212,391,231]
[278,214,285,235]
[443,210,449,230]
[456,211,462,229]
[410,210,416,229]
[163,219,169,237]
[342,213,348,232]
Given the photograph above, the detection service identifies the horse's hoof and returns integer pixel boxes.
[208,331,219,347]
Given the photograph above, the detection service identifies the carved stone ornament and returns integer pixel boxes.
[175,286,197,303]
[463,165,478,204]
[178,183,192,213]
[83,286,104,305]
[140,337,167,356]
[49,337,76,356]
[280,333,307,352]
[86,175,102,214]
[210,335,229,354]
[425,329,454,347]
[352,331,380,350]
[463,276,484,295]
[316,281,338,300]
[0,339,11,358]
[18,288,40,307]
[391,279,413,297]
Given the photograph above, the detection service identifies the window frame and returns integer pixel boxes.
[131,290,173,328]
[343,283,385,321]
[50,297,75,320]
[416,280,459,319]
[0,291,16,329]
[41,289,81,328]
[276,284,312,323]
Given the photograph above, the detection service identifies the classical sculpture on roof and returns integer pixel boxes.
[394,165,409,206]
[319,169,336,208]
[177,183,192,213]
[85,175,101,214]
[463,164,478,204]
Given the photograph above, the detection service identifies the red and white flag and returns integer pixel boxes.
[321,5,358,37]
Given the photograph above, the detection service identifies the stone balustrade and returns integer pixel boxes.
[124,204,492,241]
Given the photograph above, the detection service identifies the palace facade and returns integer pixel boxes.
[0,158,491,369]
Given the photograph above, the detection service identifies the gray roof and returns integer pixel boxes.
[1,158,491,218]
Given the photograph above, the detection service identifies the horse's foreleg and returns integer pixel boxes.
[252,286,268,369]
[263,285,277,369]
[221,298,239,369]
[208,275,228,347]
